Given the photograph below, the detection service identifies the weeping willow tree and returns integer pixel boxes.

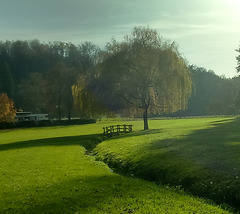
[98,26,192,130]
[72,75,111,118]
[72,26,192,129]
[72,77,100,118]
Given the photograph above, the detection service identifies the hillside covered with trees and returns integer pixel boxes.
[0,27,240,121]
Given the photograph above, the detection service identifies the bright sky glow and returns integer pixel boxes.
[0,0,239,77]
[228,0,240,8]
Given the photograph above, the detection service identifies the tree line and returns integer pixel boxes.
[174,66,240,116]
[0,27,240,129]
[0,39,101,120]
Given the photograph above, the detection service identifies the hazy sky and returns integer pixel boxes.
[1,0,240,77]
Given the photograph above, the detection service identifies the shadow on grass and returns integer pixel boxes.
[148,119,240,209]
[135,118,240,177]
[104,128,162,139]
[0,134,104,153]
[0,129,162,154]
[99,118,240,211]
[2,173,228,214]
[2,120,240,211]
[1,174,138,213]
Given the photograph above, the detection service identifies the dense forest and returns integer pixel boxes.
[0,39,101,119]
[0,30,240,120]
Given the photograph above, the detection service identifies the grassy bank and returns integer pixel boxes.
[94,117,240,211]
[0,122,232,213]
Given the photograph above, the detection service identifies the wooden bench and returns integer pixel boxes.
[103,124,133,136]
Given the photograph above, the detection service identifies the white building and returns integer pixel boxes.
[15,112,48,122]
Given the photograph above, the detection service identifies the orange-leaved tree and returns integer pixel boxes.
[0,93,16,123]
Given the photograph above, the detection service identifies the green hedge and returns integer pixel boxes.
[0,119,96,130]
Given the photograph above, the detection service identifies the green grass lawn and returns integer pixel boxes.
[95,117,240,211]
[0,120,233,213]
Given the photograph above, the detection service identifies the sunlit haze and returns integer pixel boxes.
[0,0,240,77]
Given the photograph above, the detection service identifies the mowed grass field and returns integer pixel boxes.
[0,118,237,213]
[95,117,240,211]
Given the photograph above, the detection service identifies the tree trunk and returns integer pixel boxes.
[57,94,62,121]
[58,106,61,121]
[143,107,149,130]
[67,95,72,120]
[67,111,71,120]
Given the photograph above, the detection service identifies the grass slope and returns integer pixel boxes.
[94,117,240,211]
[0,122,232,213]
